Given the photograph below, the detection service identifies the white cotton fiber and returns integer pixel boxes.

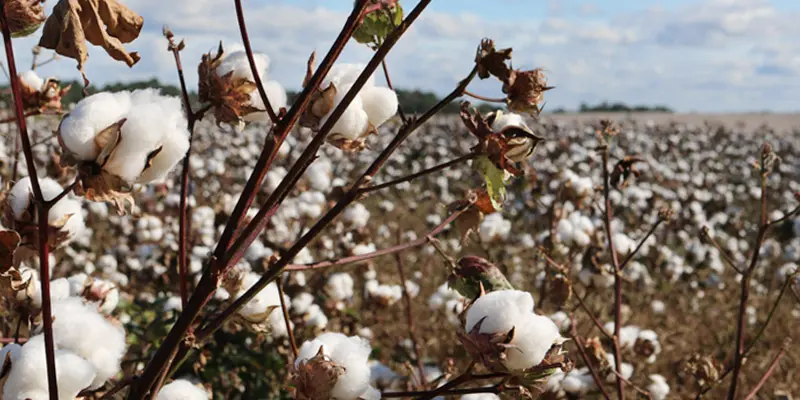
[360,86,398,127]
[155,379,210,400]
[50,297,127,388]
[20,70,44,90]
[58,91,133,160]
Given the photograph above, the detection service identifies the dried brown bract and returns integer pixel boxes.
[38,0,144,80]
[0,230,21,273]
[609,155,645,188]
[503,68,553,115]
[458,316,517,372]
[198,42,261,127]
[290,346,344,400]
[475,38,513,82]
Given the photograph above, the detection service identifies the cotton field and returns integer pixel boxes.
[0,0,799,399]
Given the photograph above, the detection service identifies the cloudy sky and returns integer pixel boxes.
[9,0,800,112]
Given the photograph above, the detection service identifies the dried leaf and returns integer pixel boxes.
[473,155,507,211]
[4,0,45,38]
[0,230,21,273]
[38,0,143,76]
[475,38,513,81]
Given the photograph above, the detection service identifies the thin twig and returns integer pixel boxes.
[569,317,612,400]
[393,252,426,387]
[357,153,477,194]
[234,0,279,124]
[743,348,785,400]
[619,218,663,270]
[600,145,625,400]
[276,280,298,359]
[463,90,505,103]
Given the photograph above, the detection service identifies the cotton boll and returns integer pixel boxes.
[58,91,133,160]
[326,272,354,302]
[0,343,22,364]
[244,79,287,121]
[465,290,562,370]
[50,297,127,388]
[235,272,287,325]
[360,86,398,127]
[324,63,375,89]
[647,374,670,400]
[20,70,44,90]
[343,203,370,229]
[561,368,596,394]
[479,213,512,242]
[295,333,376,400]
[324,90,369,140]
[155,379,210,400]
[3,335,96,400]
[216,51,269,82]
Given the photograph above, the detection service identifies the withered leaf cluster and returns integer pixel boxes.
[17,74,71,113]
[609,155,645,189]
[38,0,143,79]
[3,0,45,38]
[475,39,553,115]
[290,348,344,400]
[198,42,261,127]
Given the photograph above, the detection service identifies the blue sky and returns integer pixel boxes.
[7,0,800,112]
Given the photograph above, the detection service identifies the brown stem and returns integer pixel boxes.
[234,0,279,124]
[463,90,506,103]
[601,147,625,400]
[393,252,426,387]
[165,31,203,311]
[276,280,298,359]
[357,153,477,194]
[382,384,501,398]
[569,315,612,400]
[286,208,466,271]
[728,168,769,400]
[574,289,612,339]
[0,2,57,398]
[743,348,785,400]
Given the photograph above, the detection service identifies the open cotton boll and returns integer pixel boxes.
[479,213,512,242]
[20,70,44,90]
[323,89,369,140]
[0,342,23,364]
[343,203,370,229]
[490,110,530,133]
[8,177,85,246]
[3,335,96,400]
[8,176,62,218]
[243,80,287,122]
[295,333,377,400]
[235,272,288,326]
[465,290,563,371]
[58,91,133,160]
[326,272,354,302]
[360,86,398,127]
[155,379,210,400]
[102,96,189,183]
[561,368,596,394]
[647,374,670,400]
[50,297,126,389]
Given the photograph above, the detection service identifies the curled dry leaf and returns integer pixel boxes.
[609,155,645,189]
[38,0,143,80]
[503,68,553,116]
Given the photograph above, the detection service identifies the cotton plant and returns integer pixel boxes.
[292,333,380,400]
[460,289,565,372]
[198,43,287,127]
[300,63,398,151]
[56,89,190,213]
[2,176,85,260]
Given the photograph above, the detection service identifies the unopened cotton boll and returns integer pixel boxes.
[155,379,210,400]
[294,333,379,400]
[3,335,96,400]
[464,290,563,371]
[50,297,127,388]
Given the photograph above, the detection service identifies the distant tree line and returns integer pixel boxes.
[7,78,670,114]
[549,101,672,113]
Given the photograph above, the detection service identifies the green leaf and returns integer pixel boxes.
[351,2,404,46]
[473,155,507,210]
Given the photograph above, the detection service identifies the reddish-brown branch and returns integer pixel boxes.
[357,153,477,194]
[393,251,426,387]
[276,280,298,359]
[727,168,769,400]
[619,218,663,270]
[234,0,279,124]
[286,208,466,271]
[0,2,58,398]
[743,348,785,400]
[601,147,625,400]
[463,90,506,103]
[127,2,376,396]
[570,331,612,399]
